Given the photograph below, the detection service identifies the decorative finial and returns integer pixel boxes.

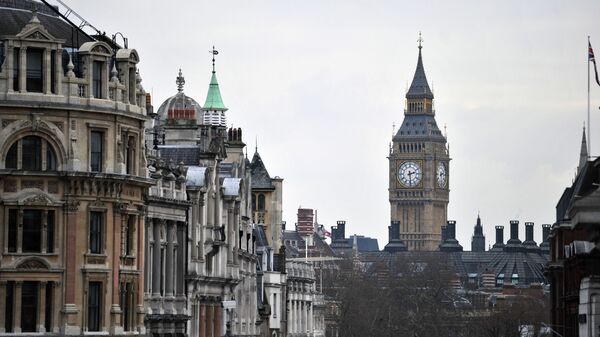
[417,31,423,49]
[176,68,185,92]
[30,3,40,24]
[210,46,219,73]
[255,135,258,153]
[392,122,396,137]
[444,123,448,138]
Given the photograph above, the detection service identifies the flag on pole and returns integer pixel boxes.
[590,41,600,86]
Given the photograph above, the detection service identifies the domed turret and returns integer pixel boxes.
[156,69,203,126]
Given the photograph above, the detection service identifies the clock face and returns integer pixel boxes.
[398,161,422,187]
[436,162,447,188]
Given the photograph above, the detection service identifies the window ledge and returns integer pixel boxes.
[4,252,59,256]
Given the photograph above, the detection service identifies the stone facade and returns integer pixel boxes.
[0,2,151,336]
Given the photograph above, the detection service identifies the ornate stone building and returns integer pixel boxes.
[388,38,450,251]
[0,1,151,335]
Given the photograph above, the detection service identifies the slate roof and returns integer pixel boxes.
[347,235,379,252]
[254,224,270,248]
[356,249,548,286]
[158,145,202,166]
[0,0,93,47]
[406,47,434,100]
[250,151,274,190]
[394,114,446,142]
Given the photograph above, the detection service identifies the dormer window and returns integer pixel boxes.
[26,48,44,93]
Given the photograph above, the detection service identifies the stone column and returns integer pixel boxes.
[52,282,60,333]
[144,218,151,294]
[41,210,48,253]
[55,48,62,95]
[7,45,14,92]
[111,206,124,332]
[165,220,175,297]
[152,219,162,296]
[198,192,205,258]
[226,201,234,263]
[13,281,22,333]
[0,281,6,332]
[63,201,79,333]
[190,191,198,260]
[136,214,145,331]
[38,281,47,332]
[19,47,26,93]
[43,48,51,94]
[17,209,23,253]
[176,222,185,297]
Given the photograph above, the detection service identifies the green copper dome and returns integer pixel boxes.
[203,72,227,111]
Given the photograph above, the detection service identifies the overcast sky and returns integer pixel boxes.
[67,0,600,248]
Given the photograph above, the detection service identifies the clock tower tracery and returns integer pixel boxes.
[388,38,450,251]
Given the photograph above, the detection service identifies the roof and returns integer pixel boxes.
[203,72,227,111]
[406,46,434,99]
[250,151,274,190]
[254,224,270,248]
[347,235,380,252]
[394,114,446,142]
[158,146,202,165]
[222,178,241,196]
[0,1,93,48]
[186,166,207,187]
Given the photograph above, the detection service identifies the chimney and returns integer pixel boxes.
[523,222,538,250]
[540,224,551,252]
[384,221,407,253]
[505,220,523,251]
[281,221,286,231]
[492,226,505,250]
[439,220,462,252]
[336,221,346,239]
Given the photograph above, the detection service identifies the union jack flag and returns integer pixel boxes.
[590,41,600,86]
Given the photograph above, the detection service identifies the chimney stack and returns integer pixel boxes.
[505,220,523,251]
[492,226,505,250]
[540,224,551,252]
[439,221,463,252]
[384,221,407,253]
[523,222,538,251]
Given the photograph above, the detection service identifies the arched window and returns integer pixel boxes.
[5,136,58,171]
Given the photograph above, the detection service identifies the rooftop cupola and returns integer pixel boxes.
[202,47,228,127]
[405,32,434,115]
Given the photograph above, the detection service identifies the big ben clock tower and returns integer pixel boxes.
[389,36,450,251]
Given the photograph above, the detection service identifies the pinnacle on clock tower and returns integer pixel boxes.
[387,34,450,251]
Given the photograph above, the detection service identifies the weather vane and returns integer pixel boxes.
[210,46,219,73]
[417,31,423,49]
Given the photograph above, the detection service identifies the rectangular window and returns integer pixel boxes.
[22,210,42,252]
[47,210,55,253]
[8,209,17,252]
[5,281,14,332]
[22,136,42,170]
[120,282,132,331]
[0,42,4,71]
[21,281,38,332]
[125,215,135,256]
[26,48,43,92]
[92,61,102,98]
[88,282,101,331]
[13,47,19,91]
[89,211,103,254]
[90,131,103,172]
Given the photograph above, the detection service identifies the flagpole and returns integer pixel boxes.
[588,35,591,157]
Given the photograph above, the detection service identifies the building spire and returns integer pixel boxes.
[203,46,227,112]
[578,123,589,173]
[406,32,434,100]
